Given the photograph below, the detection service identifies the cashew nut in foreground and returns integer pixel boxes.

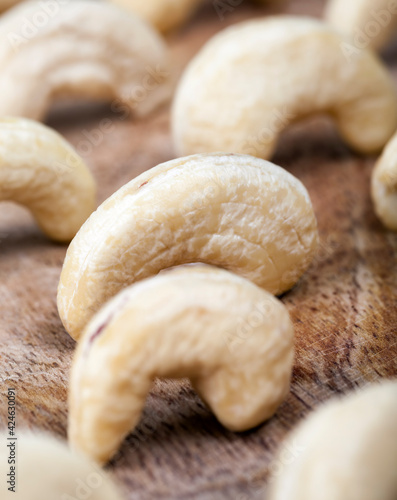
[0,0,171,121]
[326,0,397,51]
[0,117,96,242]
[69,266,294,464]
[172,17,397,159]
[268,380,397,500]
[108,0,285,33]
[371,131,397,231]
[0,432,123,499]
[57,153,318,341]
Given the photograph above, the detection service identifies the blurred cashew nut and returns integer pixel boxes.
[0,0,171,121]
[326,0,397,51]
[172,17,397,159]
[269,380,397,500]
[0,432,123,499]
[108,0,286,33]
[0,117,96,242]
[69,266,294,464]
[371,131,397,231]
[57,153,318,340]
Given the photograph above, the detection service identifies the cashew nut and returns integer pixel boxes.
[0,117,96,242]
[68,265,294,464]
[326,0,397,51]
[371,131,397,231]
[57,152,318,341]
[268,380,397,500]
[108,0,285,33]
[0,0,171,121]
[0,432,123,499]
[172,17,397,159]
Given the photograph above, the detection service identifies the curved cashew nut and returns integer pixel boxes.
[0,431,123,499]
[0,0,171,121]
[57,152,318,340]
[269,380,397,500]
[371,132,397,231]
[108,0,285,33]
[172,17,397,159]
[325,0,397,51]
[0,117,96,242]
[69,266,294,464]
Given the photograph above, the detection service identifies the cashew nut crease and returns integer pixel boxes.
[371,132,397,231]
[108,0,285,33]
[0,432,123,499]
[0,117,96,242]
[0,0,171,121]
[57,153,318,340]
[69,266,294,464]
[172,17,397,159]
[269,380,397,500]
[326,0,397,51]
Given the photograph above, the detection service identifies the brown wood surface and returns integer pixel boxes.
[1,0,397,498]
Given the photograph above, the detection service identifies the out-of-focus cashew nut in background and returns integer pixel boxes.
[172,17,397,160]
[0,117,96,242]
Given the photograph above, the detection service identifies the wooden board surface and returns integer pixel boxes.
[1,0,397,498]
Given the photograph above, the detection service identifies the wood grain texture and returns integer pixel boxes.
[0,0,396,498]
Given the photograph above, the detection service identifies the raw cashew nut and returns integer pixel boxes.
[108,0,285,33]
[326,0,397,51]
[57,153,318,341]
[0,432,123,499]
[0,117,96,242]
[371,131,397,231]
[69,266,294,464]
[269,380,397,500]
[0,0,171,121]
[172,17,397,159]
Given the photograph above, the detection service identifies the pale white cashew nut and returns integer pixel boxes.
[69,266,294,464]
[0,117,96,242]
[0,0,171,121]
[0,431,123,499]
[57,153,318,341]
[326,0,397,51]
[108,0,285,33]
[268,380,397,500]
[371,131,397,231]
[172,17,397,159]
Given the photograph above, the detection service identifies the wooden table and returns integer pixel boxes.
[0,0,396,498]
